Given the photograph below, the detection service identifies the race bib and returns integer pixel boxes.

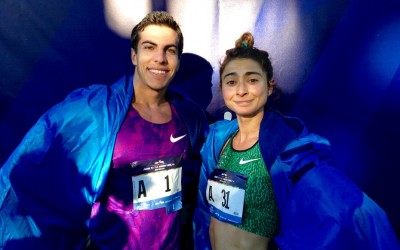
[131,155,182,213]
[206,169,247,224]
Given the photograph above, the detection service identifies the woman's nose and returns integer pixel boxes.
[236,81,248,95]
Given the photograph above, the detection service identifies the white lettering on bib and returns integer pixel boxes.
[206,169,247,224]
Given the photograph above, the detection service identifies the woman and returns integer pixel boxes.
[194,32,399,249]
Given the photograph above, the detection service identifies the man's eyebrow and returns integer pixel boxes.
[165,44,178,49]
[140,41,177,49]
[141,40,156,46]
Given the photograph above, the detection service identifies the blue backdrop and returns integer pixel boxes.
[1,0,399,237]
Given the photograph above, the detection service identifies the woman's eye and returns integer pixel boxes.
[249,78,259,83]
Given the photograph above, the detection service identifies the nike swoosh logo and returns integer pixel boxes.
[239,158,261,165]
[170,134,187,143]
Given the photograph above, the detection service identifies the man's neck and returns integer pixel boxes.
[132,85,171,123]
[133,84,168,106]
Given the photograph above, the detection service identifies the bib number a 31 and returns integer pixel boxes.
[206,169,247,224]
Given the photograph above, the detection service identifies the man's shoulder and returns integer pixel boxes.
[47,75,131,117]
[66,74,131,103]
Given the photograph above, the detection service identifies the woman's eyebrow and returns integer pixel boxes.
[244,71,262,76]
[222,72,237,80]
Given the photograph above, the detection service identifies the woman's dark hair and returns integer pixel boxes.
[219,32,273,84]
[219,32,280,101]
[130,11,184,57]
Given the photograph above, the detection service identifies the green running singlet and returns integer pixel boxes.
[216,134,280,237]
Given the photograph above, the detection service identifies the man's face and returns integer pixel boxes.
[131,25,180,92]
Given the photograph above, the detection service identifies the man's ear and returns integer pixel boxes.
[131,48,137,65]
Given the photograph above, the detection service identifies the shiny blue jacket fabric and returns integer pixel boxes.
[0,75,208,249]
[194,108,399,250]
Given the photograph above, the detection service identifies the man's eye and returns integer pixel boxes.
[167,48,177,54]
[225,80,235,86]
[144,46,154,50]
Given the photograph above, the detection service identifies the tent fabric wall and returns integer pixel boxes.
[1,0,399,238]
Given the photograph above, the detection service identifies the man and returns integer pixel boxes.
[0,11,208,250]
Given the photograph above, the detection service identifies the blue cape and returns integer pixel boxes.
[194,108,399,249]
[0,74,208,249]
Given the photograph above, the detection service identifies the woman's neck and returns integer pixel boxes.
[233,124,260,151]
[233,111,263,150]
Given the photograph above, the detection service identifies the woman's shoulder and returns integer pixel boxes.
[210,118,238,131]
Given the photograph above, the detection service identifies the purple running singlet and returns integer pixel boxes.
[89,104,188,250]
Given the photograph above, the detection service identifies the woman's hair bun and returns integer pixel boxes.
[234,32,254,48]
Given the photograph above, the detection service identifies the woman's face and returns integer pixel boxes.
[221,58,273,118]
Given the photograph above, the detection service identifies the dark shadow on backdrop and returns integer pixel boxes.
[170,53,214,122]
[0,0,132,165]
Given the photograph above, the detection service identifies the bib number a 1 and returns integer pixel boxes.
[131,156,182,213]
[206,169,247,224]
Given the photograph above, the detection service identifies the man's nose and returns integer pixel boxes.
[154,49,167,63]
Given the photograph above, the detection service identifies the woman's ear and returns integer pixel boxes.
[268,79,275,96]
